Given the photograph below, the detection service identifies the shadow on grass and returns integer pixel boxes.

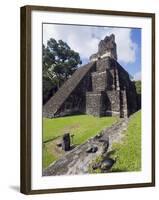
[43,135,61,144]
[102,149,128,173]
[106,150,116,157]
[68,144,77,151]
[110,168,128,173]
[106,150,134,173]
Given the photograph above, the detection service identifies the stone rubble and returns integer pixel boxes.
[43,118,129,176]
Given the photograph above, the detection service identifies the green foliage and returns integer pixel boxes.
[111,111,141,172]
[135,80,141,94]
[43,144,57,168]
[45,39,82,80]
[43,115,118,168]
[43,76,56,104]
[43,39,82,103]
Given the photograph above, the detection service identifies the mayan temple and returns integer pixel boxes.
[43,34,138,118]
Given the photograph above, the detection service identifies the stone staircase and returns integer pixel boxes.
[43,62,95,118]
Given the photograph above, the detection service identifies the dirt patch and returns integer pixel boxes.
[62,123,80,133]
[44,138,65,161]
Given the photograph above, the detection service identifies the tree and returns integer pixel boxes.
[134,80,141,110]
[43,38,82,103]
[135,80,141,95]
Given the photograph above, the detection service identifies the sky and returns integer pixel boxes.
[43,24,141,80]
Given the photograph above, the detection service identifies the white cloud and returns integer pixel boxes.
[103,28,137,64]
[43,24,99,60]
[134,71,141,80]
[43,24,138,64]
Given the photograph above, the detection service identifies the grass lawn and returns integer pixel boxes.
[111,110,141,172]
[43,115,118,168]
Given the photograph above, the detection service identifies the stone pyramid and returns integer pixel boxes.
[43,34,137,118]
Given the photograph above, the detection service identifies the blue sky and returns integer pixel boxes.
[120,29,141,80]
[43,24,141,80]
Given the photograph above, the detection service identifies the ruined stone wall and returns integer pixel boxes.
[116,62,137,115]
[96,57,119,91]
[92,71,107,91]
[86,56,137,118]
[86,92,103,116]
[98,34,117,60]
[55,66,95,117]
[106,91,120,116]
[126,87,138,115]
[120,90,128,118]
[53,57,137,118]
[96,57,112,72]
[86,58,121,117]
[90,34,117,62]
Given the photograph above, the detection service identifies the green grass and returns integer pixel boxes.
[43,115,118,168]
[43,144,57,168]
[111,111,141,172]
[43,115,118,144]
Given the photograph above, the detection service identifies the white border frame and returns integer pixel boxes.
[31,10,152,190]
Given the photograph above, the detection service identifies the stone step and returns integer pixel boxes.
[43,62,95,117]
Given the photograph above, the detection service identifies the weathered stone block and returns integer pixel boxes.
[86,92,106,117]
[106,91,120,116]
[92,71,107,91]
[62,133,71,151]
[96,57,112,72]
